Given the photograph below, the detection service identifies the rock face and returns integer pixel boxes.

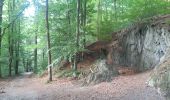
[110,15,170,99]
[112,22,170,71]
[148,48,170,100]
[83,59,118,85]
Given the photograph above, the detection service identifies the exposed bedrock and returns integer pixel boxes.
[148,48,170,100]
[83,16,170,97]
[109,16,170,99]
[112,23,170,71]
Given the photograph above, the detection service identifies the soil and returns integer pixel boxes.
[0,71,165,100]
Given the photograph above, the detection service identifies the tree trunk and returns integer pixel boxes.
[15,42,19,75]
[67,0,71,34]
[34,28,38,73]
[26,59,29,72]
[114,0,117,21]
[8,35,13,76]
[15,19,20,75]
[34,2,39,74]
[0,0,3,77]
[8,0,15,77]
[42,48,45,60]
[73,0,81,77]
[83,0,87,47]
[8,23,14,76]
[45,0,52,81]
[22,58,26,71]
[81,0,87,61]
[97,0,101,39]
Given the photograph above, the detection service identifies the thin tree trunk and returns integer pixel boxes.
[114,0,117,21]
[15,19,20,75]
[45,0,52,81]
[67,0,71,34]
[73,0,81,77]
[34,2,39,74]
[76,0,81,54]
[97,0,101,40]
[83,0,87,48]
[8,35,13,76]
[42,48,45,60]
[34,28,38,73]
[22,58,25,71]
[81,0,87,61]
[8,22,14,76]
[15,42,19,75]
[8,2,12,76]
[8,0,15,77]
[8,0,18,76]
[0,0,4,77]
[26,59,29,72]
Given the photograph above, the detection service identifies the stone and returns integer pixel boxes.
[109,18,170,99]
[148,48,170,100]
[83,59,118,85]
[112,23,170,71]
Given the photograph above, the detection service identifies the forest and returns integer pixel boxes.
[0,0,170,100]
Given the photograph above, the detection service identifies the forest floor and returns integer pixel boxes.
[0,71,165,100]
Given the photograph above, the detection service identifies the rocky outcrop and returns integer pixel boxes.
[148,48,170,100]
[109,15,170,99]
[82,15,170,87]
[111,16,170,71]
[83,59,118,85]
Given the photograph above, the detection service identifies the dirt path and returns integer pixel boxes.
[0,71,165,100]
